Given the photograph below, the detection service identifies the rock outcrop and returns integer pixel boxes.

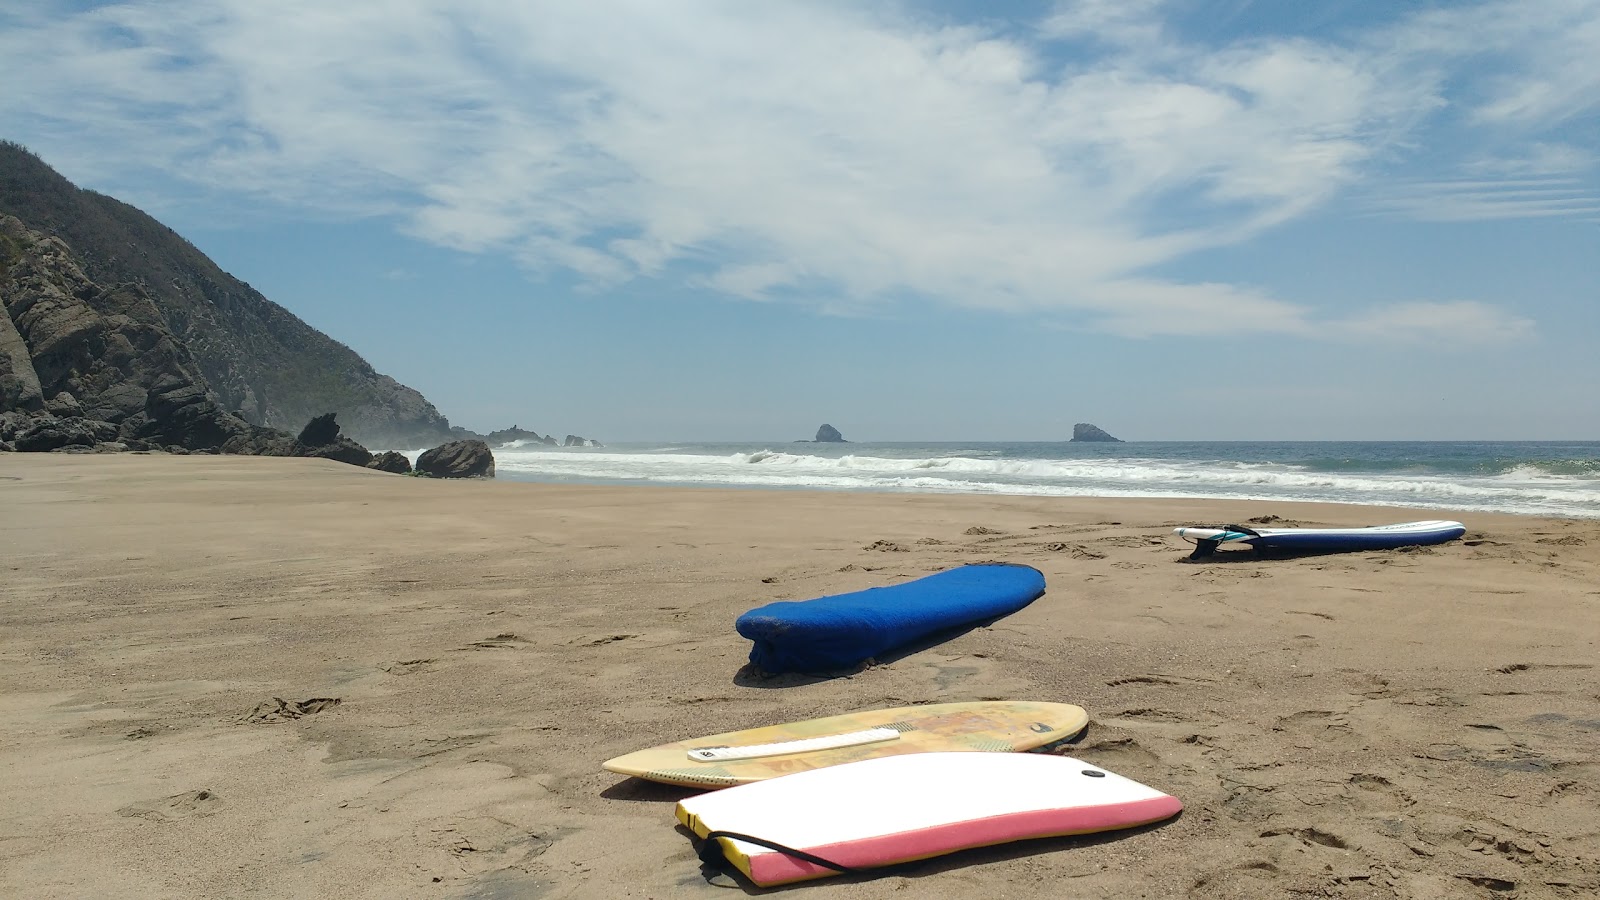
[366,450,412,475]
[415,440,495,478]
[814,424,846,443]
[562,434,602,447]
[0,213,287,452]
[483,425,554,446]
[1070,423,1123,442]
[0,142,458,449]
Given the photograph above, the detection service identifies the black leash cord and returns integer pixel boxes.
[700,830,860,874]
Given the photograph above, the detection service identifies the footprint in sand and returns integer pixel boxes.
[118,789,221,821]
[1345,773,1415,813]
[238,697,341,724]
[1070,736,1160,770]
[428,816,557,877]
[1271,709,1355,748]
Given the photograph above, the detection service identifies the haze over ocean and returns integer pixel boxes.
[459,440,1600,519]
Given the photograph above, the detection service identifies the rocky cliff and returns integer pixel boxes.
[0,141,454,449]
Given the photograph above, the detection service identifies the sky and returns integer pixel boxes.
[1,0,1597,441]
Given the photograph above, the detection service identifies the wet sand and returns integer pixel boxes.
[1,453,1597,898]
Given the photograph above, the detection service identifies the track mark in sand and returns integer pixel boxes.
[1107,675,1180,687]
[1071,737,1160,768]
[466,633,530,650]
[1041,543,1106,559]
[964,526,1004,535]
[1526,712,1600,731]
[1287,610,1335,620]
[1107,708,1189,722]
[1260,826,1353,850]
[582,633,640,647]
[1108,672,1215,687]
[1347,773,1414,809]
[238,697,341,723]
[381,658,435,675]
[118,789,220,821]
[1495,662,1594,674]
[863,540,909,552]
[1450,826,1540,863]
[1113,561,1152,570]
[430,816,558,880]
[932,665,979,690]
[1273,710,1353,742]
[1535,535,1587,546]
[1456,875,1518,892]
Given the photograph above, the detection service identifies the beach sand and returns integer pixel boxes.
[2,454,1597,899]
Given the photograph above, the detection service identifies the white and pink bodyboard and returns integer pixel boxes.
[675,751,1181,886]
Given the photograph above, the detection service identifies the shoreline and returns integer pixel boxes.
[3,454,1597,898]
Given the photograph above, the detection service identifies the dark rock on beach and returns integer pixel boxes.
[1070,423,1122,442]
[366,450,412,475]
[10,416,118,452]
[416,440,495,478]
[296,412,342,447]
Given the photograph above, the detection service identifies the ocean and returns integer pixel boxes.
[473,440,1600,519]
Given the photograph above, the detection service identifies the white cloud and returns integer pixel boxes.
[1331,301,1537,345]
[1,0,1590,342]
[1367,177,1600,222]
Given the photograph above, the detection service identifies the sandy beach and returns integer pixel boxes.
[2,454,1596,899]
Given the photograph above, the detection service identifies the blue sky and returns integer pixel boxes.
[2,0,1597,441]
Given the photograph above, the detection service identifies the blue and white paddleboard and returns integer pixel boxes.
[1174,520,1466,558]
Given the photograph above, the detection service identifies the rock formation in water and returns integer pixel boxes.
[814,424,846,443]
[483,425,554,446]
[562,434,602,447]
[1070,423,1122,442]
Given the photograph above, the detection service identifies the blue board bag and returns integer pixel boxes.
[735,563,1046,674]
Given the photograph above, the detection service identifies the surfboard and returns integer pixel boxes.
[736,563,1046,674]
[677,751,1182,886]
[601,701,1089,788]
[1174,519,1466,558]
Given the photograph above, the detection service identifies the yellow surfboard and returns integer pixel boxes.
[602,701,1089,788]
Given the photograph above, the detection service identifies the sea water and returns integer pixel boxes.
[477,440,1600,519]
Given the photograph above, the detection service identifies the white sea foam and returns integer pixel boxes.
[483,444,1600,518]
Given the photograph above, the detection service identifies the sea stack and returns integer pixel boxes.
[1070,423,1122,442]
[814,424,846,443]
